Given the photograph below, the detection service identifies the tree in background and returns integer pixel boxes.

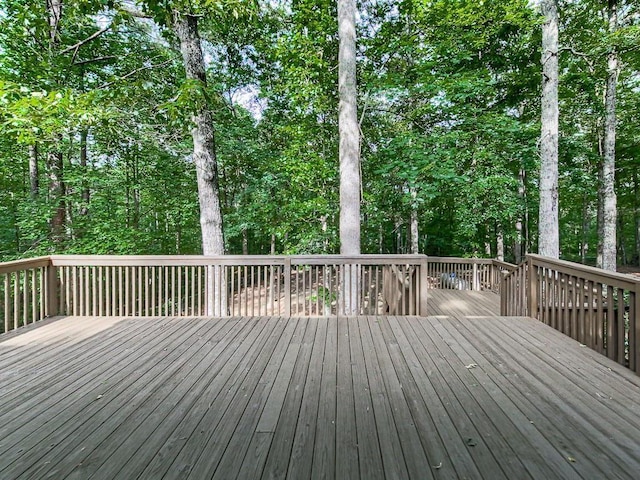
[539,0,560,258]
[1,0,639,269]
[599,0,619,271]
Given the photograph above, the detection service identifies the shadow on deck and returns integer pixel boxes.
[1,291,639,479]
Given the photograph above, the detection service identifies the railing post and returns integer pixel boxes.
[472,262,478,291]
[527,256,538,319]
[45,263,59,317]
[500,270,510,316]
[419,256,429,316]
[284,257,291,318]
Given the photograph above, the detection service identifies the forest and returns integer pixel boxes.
[0,0,639,269]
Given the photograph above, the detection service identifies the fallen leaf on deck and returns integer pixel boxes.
[465,363,478,369]
[567,456,576,463]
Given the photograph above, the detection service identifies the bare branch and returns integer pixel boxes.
[61,25,112,55]
[74,55,117,66]
[99,59,174,89]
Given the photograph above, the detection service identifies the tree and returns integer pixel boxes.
[338,0,360,314]
[599,0,618,271]
[539,0,560,259]
[172,11,224,257]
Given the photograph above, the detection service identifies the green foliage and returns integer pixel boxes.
[0,0,638,265]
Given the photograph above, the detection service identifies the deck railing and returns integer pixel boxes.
[427,257,515,293]
[0,257,57,334]
[0,254,512,335]
[502,254,640,372]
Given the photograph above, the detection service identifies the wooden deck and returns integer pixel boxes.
[1,291,640,479]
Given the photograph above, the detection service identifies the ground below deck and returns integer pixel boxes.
[1,291,639,479]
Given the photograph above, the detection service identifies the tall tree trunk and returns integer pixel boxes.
[539,0,559,259]
[598,0,618,272]
[80,130,89,215]
[515,166,526,264]
[242,228,248,255]
[48,150,65,246]
[338,0,360,314]
[496,226,504,261]
[47,0,62,48]
[409,187,419,254]
[581,194,590,264]
[173,12,224,256]
[46,1,65,248]
[173,11,225,315]
[29,144,39,198]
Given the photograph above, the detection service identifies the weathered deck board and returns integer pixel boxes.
[428,289,501,317]
[1,291,640,479]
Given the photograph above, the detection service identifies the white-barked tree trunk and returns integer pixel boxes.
[338,0,361,315]
[539,0,560,259]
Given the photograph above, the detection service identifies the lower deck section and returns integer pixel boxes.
[1,307,639,479]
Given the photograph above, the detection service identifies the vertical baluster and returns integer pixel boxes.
[23,270,30,326]
[258,266,263,316]
[606,284,615,359]
[97,266,102,316]
[617,287,626,366]
[37,267,43,321]
[165,266,170,316]
[576,276,584,344]
[4,274,10,332]
[105,267,111,316]
[231,266,236,315]
[13,272,20,329]
[88,266,94,316]
[151,266,157,316]
[189,266,195,315]
[144,266,150,316]
[595,282,604,353]
[177,265,183,316]
[169,266,175,317]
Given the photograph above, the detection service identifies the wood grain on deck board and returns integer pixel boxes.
[0,291,639,480]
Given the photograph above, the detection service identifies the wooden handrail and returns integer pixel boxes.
[502,254,640,374]
[2,254,513,336]
[0,257,52,274]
